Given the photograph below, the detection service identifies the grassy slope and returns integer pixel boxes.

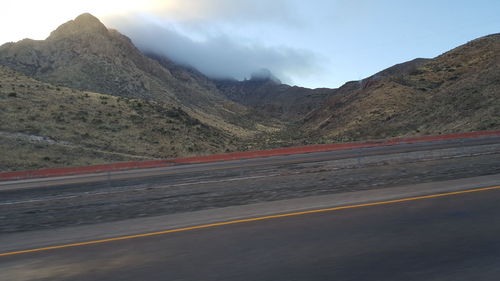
[0,66,238,171]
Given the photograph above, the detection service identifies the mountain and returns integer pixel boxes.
[0,13,498,171]
[300,33,500,142]
[0,13,178,101]
[0,13,262,136]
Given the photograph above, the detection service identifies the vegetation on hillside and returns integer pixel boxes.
[301,34,500,142]
[0,66,239,171]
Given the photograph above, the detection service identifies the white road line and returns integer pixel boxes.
[0,174,280,206]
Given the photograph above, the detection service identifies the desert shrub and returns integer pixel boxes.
[52,112,65,122]
[91,118,103,125]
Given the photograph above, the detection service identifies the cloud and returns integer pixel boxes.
[105,16,325,84]
[141,0,301,26]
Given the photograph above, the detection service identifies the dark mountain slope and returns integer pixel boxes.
[215,75,332,122]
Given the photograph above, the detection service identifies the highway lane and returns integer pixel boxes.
[0,136,499,233]
[1,184,500,281]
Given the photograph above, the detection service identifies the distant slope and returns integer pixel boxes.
[215,76,332,122]
[0,13,262,137]
[302,33,500,142]
[0,66,238,171]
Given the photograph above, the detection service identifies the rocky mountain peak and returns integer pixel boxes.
[250,68,281,84]
[48,13,108,40]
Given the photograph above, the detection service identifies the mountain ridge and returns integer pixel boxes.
[48,13,108,39]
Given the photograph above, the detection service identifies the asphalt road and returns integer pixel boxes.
[1,185,500,281]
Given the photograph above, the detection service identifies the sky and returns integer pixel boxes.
[2,0,499,88]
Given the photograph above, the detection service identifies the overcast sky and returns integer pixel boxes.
[2,0,500,88]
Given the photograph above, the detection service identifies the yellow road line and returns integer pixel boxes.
[1,185,499,257]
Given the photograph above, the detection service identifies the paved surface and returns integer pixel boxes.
[1,184,500,281]
[1,136,500,233]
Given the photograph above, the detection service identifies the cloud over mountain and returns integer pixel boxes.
[106,16,322,83]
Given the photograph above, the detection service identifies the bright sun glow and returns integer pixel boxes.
[1,0,173,44]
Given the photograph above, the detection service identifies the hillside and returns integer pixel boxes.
[300,33,500,142]
[0,66,239,171]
